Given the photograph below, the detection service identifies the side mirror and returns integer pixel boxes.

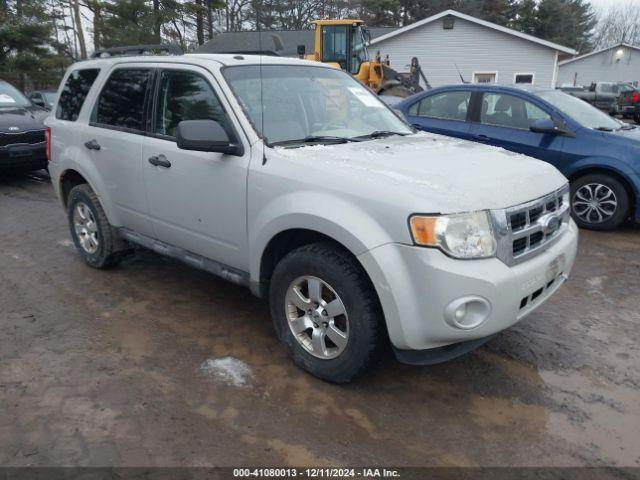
[530,118,563,135]
[176,119,244,156]
[589,83,596,92]
[31,97,45,107]
[297,44,306,58]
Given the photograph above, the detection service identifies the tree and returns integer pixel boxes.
[70,0,87,58]
[535,0,596,53]
[99,0,157,47]
[0,0,65,89]
[511,0,537,34]
[592,2,640,49]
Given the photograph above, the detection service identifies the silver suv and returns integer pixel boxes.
[46,51,579,382]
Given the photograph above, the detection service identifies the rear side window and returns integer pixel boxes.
[56,69,100,121]
[94,69,153,132]
[408,91,471,121]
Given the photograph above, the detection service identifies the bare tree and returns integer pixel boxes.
[592,2,640,50]
[70,0,87,58]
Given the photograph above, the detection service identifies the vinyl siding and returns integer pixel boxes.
[372,17,558,88]
[557,47,640,86]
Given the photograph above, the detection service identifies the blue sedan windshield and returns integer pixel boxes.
[538,90,621,131]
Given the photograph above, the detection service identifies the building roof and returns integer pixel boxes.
[370,9,577,55]
[198,27,397,57]
[558,43,640,66]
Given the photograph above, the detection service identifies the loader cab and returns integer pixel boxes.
[314,20,370,75]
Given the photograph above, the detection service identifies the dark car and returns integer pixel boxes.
[559,82,629,115]
[617,87,640,124]
[396,84,640,231]
[27,90,57,111]
[0,80,49,173]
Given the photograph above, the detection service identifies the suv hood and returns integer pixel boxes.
[271,132,567,213]
[0,106,48,134]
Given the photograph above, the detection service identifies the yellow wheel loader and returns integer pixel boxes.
[301,19,428,97]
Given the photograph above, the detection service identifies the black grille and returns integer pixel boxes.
[529,206,544,223]
[531,287,543,301]
[0,130,46,147]
[513,237,527,255]
[510,212,527,231]
[529,232,544,248]
[519,272,564,310]
[507,188,567,261]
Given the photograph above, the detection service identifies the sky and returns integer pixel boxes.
[588,0,639,13]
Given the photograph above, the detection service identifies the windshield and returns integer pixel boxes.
[0,82,30,108]
[538,89,622,130]
[223,65,412,146]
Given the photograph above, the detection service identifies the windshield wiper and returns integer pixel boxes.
[353,130,409,140]
[595,127,615,132]
[271,135,362,147]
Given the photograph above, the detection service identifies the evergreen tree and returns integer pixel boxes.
[512,0,537,34]
[535,0,595,52]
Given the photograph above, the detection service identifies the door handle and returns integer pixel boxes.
[84,139,101,151]
[474,134,490,142]
[148,154,171,168]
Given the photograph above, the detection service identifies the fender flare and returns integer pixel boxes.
[249,191,395,285]
[563,157,639,196]
[58,160,122,226]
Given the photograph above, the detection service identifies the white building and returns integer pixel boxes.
[557,43,640,87]
[370,9,576,88]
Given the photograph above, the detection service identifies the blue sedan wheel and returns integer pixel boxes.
[571,174,630,231]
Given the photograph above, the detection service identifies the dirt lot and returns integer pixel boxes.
[1,171,639,468]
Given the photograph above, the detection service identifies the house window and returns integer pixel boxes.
[473,72,497,84]
[515,73,535,84]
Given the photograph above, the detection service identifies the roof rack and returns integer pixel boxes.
[91,44,183,59]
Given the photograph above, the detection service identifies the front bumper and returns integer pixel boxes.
[0,143,47,171]
[358,219,579,353]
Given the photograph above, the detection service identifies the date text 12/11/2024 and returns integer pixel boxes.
[233,468,401,478]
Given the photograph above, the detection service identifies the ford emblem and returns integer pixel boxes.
[541,213,561,235]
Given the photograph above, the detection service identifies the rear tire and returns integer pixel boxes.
[67,184,128,268]
[570,174,630,231]
[269,242,386,383]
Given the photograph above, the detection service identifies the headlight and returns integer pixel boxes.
[409,211,497,259]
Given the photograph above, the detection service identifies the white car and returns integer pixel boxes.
[45,48,578,382]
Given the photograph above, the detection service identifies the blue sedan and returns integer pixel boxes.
[396,84,640,231]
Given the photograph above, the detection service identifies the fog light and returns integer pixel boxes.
[444,296,491,330]
[454,304,467,321]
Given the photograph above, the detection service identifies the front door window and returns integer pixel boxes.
[480,93,552,130]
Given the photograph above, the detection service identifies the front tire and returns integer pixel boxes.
[634,112,640,125]
[67,184,127,268]
[570,174,630,230]
[269,242,385,383]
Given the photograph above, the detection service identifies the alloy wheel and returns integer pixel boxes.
[572,183,618,224]
[285,275,349,360]
[73,202,99,254]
